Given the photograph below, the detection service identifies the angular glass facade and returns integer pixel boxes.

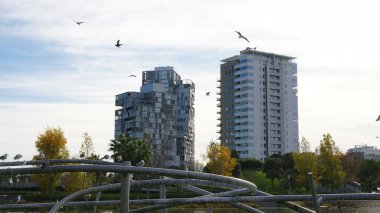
[115,66,195,169]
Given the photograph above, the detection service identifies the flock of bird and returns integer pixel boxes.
[71,20,251,96]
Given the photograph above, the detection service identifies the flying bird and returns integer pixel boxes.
[129,75,136,77]
[115,40,123,48]
[14,154,22,160]
[136,160,145,167]
[376,136,379,139]
[73,20,84,25]
[206,92,211,96]
[235,31,249,42]
[376,115,380,122]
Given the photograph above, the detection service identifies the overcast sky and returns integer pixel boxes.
[1,0,380,162]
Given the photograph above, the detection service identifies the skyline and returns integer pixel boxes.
[1,0,380,162]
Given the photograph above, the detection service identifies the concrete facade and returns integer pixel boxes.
[218,48,299,160]
[115,66,195,169]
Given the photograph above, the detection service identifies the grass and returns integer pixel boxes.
[240,170,280,194]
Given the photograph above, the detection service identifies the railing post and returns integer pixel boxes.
[120,161,131,213]
[308,172,320,213]
[92,191,102,213]
[160,176,167,213]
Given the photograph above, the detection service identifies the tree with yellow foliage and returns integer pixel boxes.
[293,137,317,190]
[33,127,69,194]
[204,141,237,176]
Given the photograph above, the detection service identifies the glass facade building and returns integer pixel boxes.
[115,66,195,169]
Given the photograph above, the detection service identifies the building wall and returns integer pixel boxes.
[115,66,195,169]
[219,48,299,160]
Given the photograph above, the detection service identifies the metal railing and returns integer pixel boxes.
[1,159,380,213]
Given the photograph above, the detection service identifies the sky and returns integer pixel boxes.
[1,0,380,162]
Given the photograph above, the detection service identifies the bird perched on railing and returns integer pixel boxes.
[83,194,91,201]
[39,152,45,160]
[136,160,145,167]
[80,152,85,158]
[101,155,109,160]
[14,154,22,160]
[0,154,7,161]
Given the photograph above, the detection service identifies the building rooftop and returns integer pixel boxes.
[221,48,295,63]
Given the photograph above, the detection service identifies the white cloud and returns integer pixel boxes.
[1,0,380,161]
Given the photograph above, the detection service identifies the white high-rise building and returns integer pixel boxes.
[218,48,299,160]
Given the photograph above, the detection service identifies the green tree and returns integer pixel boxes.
[33,127,70,194]
[293,137,317,190]
[109,133,152,165]
[358,160,380,192]
[203,141,237,176]
[341,152,364,191]
[263,154,283,186]
[316,133,345,192]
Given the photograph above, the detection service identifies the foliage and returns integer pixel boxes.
[203,141,237,176]
[239,158,263,170]
[293,137,317,190]
[62,172,86,193]
[109,133,152,165]
[341,152,364,189]
[316,133,345,192]
[33,127,70,194]
[231,150,241,177]
[194,160,205,172]
[358,160,380,192]
[79,132,95,158]
[263,154,283,186]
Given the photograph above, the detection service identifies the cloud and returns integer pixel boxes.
[1,0,380,161]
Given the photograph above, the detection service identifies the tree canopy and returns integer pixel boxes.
[316,133,345,192]
[203,141,237,176]
[33,127,69,194]
[109,133,152,165]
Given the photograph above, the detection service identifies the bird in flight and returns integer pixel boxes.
[73,20,84,25]
[376,115,380,122]
[206,92,211,96]
[235,31,249,42]
[14,154,22,160]
[376,136,379,139]
[129,75,136,77]
[115,40,123,48]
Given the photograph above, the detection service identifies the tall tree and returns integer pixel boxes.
[358,159,380,192]
[33,127,69,194]
[293,137,317,190]
[316,133,345,192]
[204,141,237,176]
[79,132,95,158]
[263,154,283,186]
